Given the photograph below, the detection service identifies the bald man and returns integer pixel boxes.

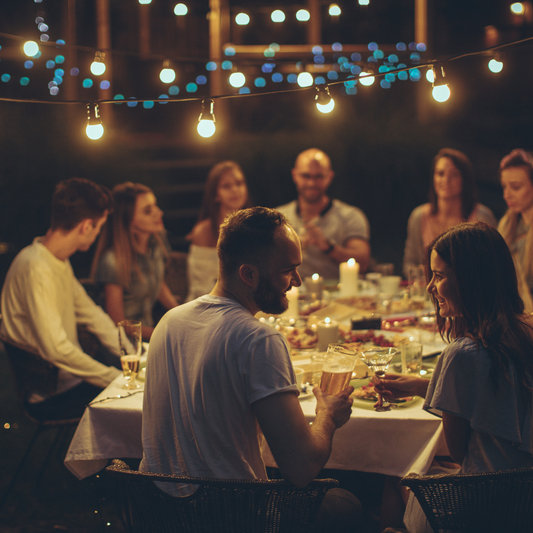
[277,148,370,279]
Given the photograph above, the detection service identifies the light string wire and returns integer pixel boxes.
[1,34,533,106]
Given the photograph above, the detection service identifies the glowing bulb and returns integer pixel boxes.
[432,84,450,102]
[315,86,335,113]
[86,123,104,140]
[359,0,370,4]
[197,99,216,138]
[426,68,435,83]
[197,120,216,138]
[329,4,341,16]
[229,72,245,88]
[160,61,176,83]
[510,2,525,15]
[86,103,104,140]
[296,9,310,21]
[297,72,313,87]
[235,13,250,25]
[359,71,375,86]
[488,58,503,73]
[90,51,106,76]
[138,0,152,4]
[271,10,285,22]
[174,3,188,15]
[23,41,39,57]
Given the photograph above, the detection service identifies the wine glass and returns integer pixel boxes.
[358,347,398,411]
[118,320,142,390]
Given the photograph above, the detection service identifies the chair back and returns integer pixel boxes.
[106,459,338,533]
[3,340,58,410]
[401,466,533,532]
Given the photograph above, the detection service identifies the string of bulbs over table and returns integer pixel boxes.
[2,26,533,140]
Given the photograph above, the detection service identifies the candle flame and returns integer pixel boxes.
[312,273,320,281]
[347,258,356,267]
[325,317,331,324]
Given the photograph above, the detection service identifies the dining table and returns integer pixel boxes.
[64,358,448,481]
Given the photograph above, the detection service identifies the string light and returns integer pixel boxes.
[23,41,39,57]
[174,3,188,16]
[329,4,341,16]
[159,60,176,83]
[431,63,451,102]
[297,72,313,87]
[197,99,216,138]
[235,13,250,25]
[510,2,525,15]
[359,0,370,4]
[296,9,311,21]
[359,70,375,86]
[488,54,503,73]
[86,103,104,140]
[229,72,246,88]
[138,0,152,4]
[271,10,285,22]
[90,52,106,76]
[315,86,335,113]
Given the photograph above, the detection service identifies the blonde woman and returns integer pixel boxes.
[499,149,533,311]
[186,161,251,301]
[92,182,178,341]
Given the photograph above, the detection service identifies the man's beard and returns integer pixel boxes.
[253,273,288,315]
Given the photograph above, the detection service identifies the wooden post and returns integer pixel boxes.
[96,0,112,126]
[307,0,321,45]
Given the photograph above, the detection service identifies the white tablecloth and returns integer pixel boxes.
[64,374,447,480]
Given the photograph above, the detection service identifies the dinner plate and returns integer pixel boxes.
[350,377,421,410]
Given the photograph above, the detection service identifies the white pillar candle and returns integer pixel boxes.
[339,258,359,296]
[282,286,300,317]
[317,317,339,352]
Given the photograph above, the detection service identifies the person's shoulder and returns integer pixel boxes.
[442,337,487,366]
[276,200,296,214]
[331,199,368,222]
[189,220,216,246]
[472,203,497,226]
[409,203,430,219]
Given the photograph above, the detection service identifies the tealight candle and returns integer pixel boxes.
[339,258,359,296]
[282,286,300,317]
[317,317,339,352]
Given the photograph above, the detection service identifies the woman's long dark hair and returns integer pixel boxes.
[428,148,477,220]
[427,221,533,396]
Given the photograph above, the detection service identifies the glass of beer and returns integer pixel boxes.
[118,320,142,390]
[319,344,357,395]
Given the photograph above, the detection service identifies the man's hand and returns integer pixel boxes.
[302,220,330,251]
[372,373,429,399]
[314,385,354,428]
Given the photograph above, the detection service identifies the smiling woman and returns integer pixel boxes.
[498,148,533,310]
[91,182,179,340]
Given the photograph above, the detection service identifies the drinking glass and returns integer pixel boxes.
[118,320,142,390]
[319,344,357,395]
[358,347,398,411]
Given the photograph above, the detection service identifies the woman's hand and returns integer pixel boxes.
[372,373,429,399]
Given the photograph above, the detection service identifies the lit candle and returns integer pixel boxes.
[317,317,339,352]
[283,286,300,317]
[339,258,359,296]
[305,273,323,300]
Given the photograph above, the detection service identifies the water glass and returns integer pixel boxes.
[401,342,423,374]
[118,320,142,390]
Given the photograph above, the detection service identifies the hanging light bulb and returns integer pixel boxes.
[431,64,450,103]
[90,51,106,76]
[488,54,503,73]
[425,67,435,83]
[86,103,104,140]
[315,86,335,113]
[359,69,375,86]
[229,72,246,88]
[329,4,341,16]
[23,41,39,57]
[197,99,216,138]
[159,60,176,83]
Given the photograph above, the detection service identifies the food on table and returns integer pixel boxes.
[285,326,319,349]
[350,382,414,402]
[299,299,328,316]
[336,295,377,311]
[340,329,408,350]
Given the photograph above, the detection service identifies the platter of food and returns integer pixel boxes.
[350,377,420,409]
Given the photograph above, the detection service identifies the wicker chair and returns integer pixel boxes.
[401,466,533,532]
[106,459,338,533]
[0,340,81,511]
